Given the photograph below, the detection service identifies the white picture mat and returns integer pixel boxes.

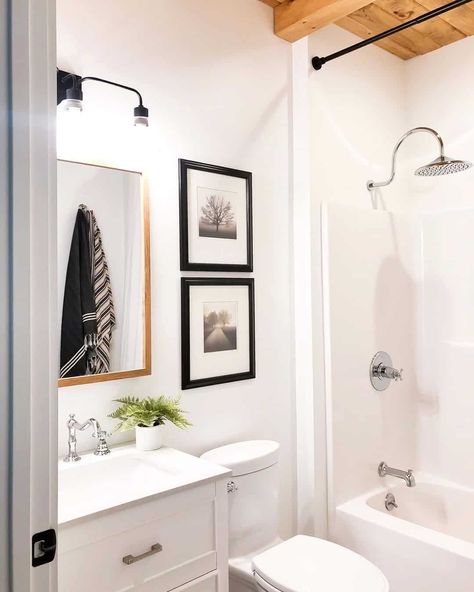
[187,168,248,265]
[189,285,250,381]
[57,161,144,374]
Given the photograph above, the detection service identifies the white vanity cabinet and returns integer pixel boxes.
[58,447,231,592]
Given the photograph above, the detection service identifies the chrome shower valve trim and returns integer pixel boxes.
[370,351,403,391]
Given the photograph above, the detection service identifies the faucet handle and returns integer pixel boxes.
[394,368,403,381]
[93,430,111,456]
[93,428,111,439]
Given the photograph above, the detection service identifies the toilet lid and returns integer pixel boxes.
[252,536,389,592]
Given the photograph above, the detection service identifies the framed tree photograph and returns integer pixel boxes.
[181,278,255,389]
[179,159,253,272]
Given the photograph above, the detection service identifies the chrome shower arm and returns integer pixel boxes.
[367,127,445,191]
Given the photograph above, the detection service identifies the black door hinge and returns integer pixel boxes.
[32,528,57,567]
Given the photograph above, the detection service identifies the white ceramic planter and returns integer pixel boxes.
[135,424,164,451]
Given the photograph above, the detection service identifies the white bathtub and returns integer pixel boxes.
[332,476,474,592]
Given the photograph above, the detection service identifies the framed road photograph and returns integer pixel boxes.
[181,278,255,389]
[179,159,253,271]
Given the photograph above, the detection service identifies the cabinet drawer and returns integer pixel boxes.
[172,571,218,592]
[59,485,217,592]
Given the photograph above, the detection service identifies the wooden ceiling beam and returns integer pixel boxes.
[259,0,473,59]
[260,0,283,7]
[273,0,374,42]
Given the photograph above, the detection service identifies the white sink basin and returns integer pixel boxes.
[58,445,230,525]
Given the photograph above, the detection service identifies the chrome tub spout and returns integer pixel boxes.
[378,461,416,487]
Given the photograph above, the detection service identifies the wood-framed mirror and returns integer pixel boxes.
[57,159,151,387]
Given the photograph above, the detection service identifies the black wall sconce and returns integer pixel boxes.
[57,69,149,127]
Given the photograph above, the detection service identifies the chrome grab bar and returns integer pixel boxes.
[122,543,163,565]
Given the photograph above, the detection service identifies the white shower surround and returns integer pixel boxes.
[311,23,474,590]
[333,477,474,592]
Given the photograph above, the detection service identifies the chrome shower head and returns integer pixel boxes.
[367,127,472,192]
[415,155,472,177]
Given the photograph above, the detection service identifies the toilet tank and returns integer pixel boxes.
[201,441,280,558]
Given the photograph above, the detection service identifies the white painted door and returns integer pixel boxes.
[7,0,58,590]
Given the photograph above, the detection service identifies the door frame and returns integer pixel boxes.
[1,0,11,588]
[9,0,57,590]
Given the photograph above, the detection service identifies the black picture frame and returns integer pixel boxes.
[179,159,253,272]
[181,277,256,390]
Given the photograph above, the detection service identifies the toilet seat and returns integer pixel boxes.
[252,535,389,592]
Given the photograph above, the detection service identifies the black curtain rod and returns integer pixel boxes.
[312,0,473,71]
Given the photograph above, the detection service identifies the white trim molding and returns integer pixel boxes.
[9,0,57,590]
[0,0,11,588]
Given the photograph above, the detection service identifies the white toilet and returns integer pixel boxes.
[201,440,389,592]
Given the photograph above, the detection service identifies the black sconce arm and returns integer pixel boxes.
[79,76,144,107]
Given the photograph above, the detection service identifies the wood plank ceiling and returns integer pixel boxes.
[260,0,474,59]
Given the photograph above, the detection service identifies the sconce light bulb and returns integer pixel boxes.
[60,98,83,112]
[134,104,149,128]
[59,84,84,113]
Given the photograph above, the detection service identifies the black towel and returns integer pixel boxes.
[60,209,98,378]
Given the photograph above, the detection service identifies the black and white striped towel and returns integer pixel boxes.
[88,210,116,374]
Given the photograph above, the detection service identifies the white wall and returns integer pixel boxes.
[309,26,409,212]
[406,38,474,488]
[405,37,474,214]
[57,0,295,536]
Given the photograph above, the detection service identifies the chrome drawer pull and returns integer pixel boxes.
[122,543,163,565]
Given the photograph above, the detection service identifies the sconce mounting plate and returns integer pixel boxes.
[57,68,81,105]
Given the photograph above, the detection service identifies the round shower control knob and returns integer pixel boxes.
[385,493,398,511]
[394,368,403,381]
[227,481,238,494]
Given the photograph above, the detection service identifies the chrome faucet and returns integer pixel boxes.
[378,461,416,487]
[64,414,111,462]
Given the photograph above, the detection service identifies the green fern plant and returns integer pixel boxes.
[108,396,192,432]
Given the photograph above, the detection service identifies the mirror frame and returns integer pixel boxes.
[57,159,151,388]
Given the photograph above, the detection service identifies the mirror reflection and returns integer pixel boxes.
[57,160,150,386]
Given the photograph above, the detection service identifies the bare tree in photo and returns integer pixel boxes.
[201,194,234,233]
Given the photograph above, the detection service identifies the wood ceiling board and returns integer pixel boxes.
[336,14,418,58]
[375,0,465,46]
[416,0,474,35]
[341,3,442,57]
[274,0,374,42]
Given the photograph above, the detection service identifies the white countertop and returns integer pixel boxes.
[58,445,231,525]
